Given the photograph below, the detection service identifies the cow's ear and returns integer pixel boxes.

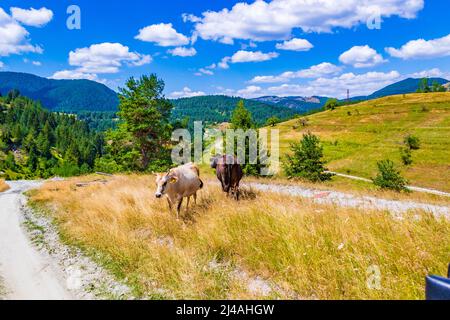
[169,176,178,184]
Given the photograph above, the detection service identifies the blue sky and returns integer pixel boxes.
[0,0,449,99]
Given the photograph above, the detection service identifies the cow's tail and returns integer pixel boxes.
[199,179,204,189]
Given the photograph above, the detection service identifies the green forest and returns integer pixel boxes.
[171,95,299,128]
[0,94,104,179]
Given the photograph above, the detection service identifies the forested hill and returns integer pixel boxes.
[0,95,104,179]
[0,72,118,112]
[171,95,300,126]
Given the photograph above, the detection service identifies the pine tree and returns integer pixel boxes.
[117,74,173,169]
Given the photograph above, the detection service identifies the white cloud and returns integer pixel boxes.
[0,8,43,56]
[0,61,4,68]
[409,68,450,79]
[32,60,41,66]
[50,70,104,82]
[250,62,342,83]
[10,7,53,27]
[168,46,197,57]
[276,38,313,51]
[236,85,262,97]
[135,23,190,46]
[68,42,151,74]
[195,68,214,76]
[266,71,401,98]
[231,50,279,63]
[339,45,386,68]
[386,33,450,59]
[191,0,424,43]
[169,87,206,98]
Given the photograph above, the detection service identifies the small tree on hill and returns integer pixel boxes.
[400,147,413,165]
[231,100,254,130]
[324,98,338,111]
[417,78,431,93]
[266,116,280,127]
[404,134,420,150]
[372,160,409,192]
[283,132,333,182]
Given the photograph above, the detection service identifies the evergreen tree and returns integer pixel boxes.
[283,132,333,182]
[117,74,173,169]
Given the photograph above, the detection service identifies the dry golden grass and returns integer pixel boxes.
[0,179,10,192]
[29,174,450,300]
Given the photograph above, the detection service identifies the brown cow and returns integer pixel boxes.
[210,154,243,200]
[155,163,203,218]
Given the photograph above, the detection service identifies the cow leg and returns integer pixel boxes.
[186,196,190,212]
[193,192,197,205]
[166,198,173,211]
[176,197,183,219]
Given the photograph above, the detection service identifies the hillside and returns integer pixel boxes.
[171,95,300,127]
[252,96,329,113]
[351,78,448,101]
[0,72,119,112]
[272,93,450,192]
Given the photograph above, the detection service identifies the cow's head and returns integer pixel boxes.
[155,172,178,198]
[210,155,221,169]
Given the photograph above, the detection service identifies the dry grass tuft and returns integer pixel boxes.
[30,174,450,299]
[0,179,10,193]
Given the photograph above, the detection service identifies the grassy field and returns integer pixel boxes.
[29,174,450,300]
[270,93,450,192]
[0,179,10,192]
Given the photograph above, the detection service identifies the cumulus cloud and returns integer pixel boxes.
[50,70,102,82]
[51,43,150,84]
[250,62,342,83]
[168,46,197,57]
[169,87,206,98]
[135,23,190,46]
[339,45,386,68]
[0,8,43,56]
[409,68,450,79]
[386,34,450,59]
[267,71,401,98]
[10,7,53,27]
[234,70,401,98]
[190,0,424,43]
[230,50,279,63]
[68,42,151,74]
[275,38,313,51]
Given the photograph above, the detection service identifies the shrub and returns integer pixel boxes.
[283,132,333,182]
[404,135,420,150]
[324,98,338,111]
[400,147,413,166]
[372,160,409,192]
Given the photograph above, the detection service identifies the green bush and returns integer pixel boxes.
[372,160,409,192]
[400,147,413,165]
[404,135,420,150]
[283,132,333,182]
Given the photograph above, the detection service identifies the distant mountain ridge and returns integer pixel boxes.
[351,77,449,101]
[252,95,329,113]
[0,72,119,112]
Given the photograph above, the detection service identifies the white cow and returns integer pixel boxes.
[155,163,203,218]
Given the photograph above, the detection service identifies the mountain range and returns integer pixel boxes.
[0,72,448,123]
[0,72,118,112]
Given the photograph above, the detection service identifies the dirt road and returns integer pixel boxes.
[0,180,74,300]
[0,181,131,300]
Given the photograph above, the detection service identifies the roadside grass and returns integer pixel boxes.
[0,179,10,192]
[29,174,450,300]
[271,93,450,192]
